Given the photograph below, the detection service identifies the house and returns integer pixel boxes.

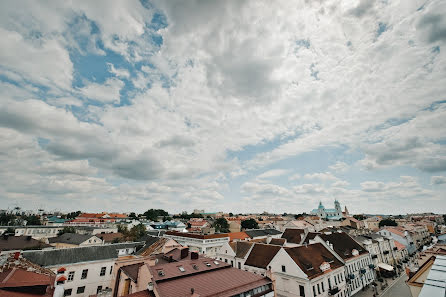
[13,226,64,240]
[216,241,254,269]
[49,233,103,248]
[363,216,382,231]
[227,231,250,242]
[281,228,307,246]
[244,229,282,240]
[0,234,52,253]
[269,243,347,297]
[98,233,124,244]
[341,217,365,229]
[22,242,144,297]
[310,232,375,295]
[243,243,282,275]
[282,220,316,232]
[377,227,417,255]
[163,231,229,257]
[0,252,56,297]
[186,218,210,230]
[44,216,69,226]
[407,255,446,297]
[228,220,241,233]
[144,253,274,297]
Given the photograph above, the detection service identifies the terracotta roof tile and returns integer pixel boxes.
[281,229,305,244]
[228,232,250,241]
[165,231,228,240]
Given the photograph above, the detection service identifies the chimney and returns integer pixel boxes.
[191,252,199,260]
[14,252,20,260]
[181,247,189,259]
[147,282,154,291]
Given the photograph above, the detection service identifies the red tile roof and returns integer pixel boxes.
[394,240,406,251]
[149,257,272,297]
[0,268,53,288]
[228,232,250,241]
[97,232,123,243]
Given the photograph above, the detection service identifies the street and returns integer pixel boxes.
[353,273,411,297]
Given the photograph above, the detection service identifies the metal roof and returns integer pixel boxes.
[419,255,446,297]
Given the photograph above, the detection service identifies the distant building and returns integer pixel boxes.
[0,234,52,253]
[48,233,103,249]
[311,200,344,220]
[163,231,229,257]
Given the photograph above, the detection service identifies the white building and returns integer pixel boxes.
[216,241,255,269]
[310,200,344,221]
[269,243,347,297]
[13,225,64,240]
[163,231,229,257]
[22,242,143,297]
[310,232,375,296]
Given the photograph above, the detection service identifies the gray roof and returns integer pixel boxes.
[419,255,446,297]
[22,242,144,266]
[48,233,98,245]
[245,229,282,238]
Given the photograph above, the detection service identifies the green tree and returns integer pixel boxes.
[6,227,15,234]
[129,212,137,219]
[66,211,81,219]
[24,215,41,225]
[0,213,16,225]
[129,224,146,240]
[143,209,169,221]
[229,212,234,217]
[213,218,230,233]
[379,219,398,228]
[58,226,76,235]
[241,218,258,230]
[353,214,366,221]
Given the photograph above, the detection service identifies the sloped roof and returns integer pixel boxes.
[244,229,282,238]
[22,243,143,266]
[394,240,406,251]
[318,232,368,260]
[48,233,97,245]
[269,238,286,246]
[228,232,250,241]
[229,241,254,258]
[0,268,53,288]
[302,232,320,244]
[165,231,228,239]
[137,237,172,256]
[121,263,144,282]
[0,236,51,251]
[285,243,344,279]
[97,232,123,243]
[281,229,305,244]
[244,244,281,269]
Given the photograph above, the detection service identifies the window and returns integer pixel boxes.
[68,271,75,281]
[110,266,113,274]
[64,289,72,296]
[328,278,331,289]
[100,267,106,276]
[282,265,286,272]
[299,285,305,297]
[57,280,65,285]
[224,259,228,263]
[321,282,324,292]
[313,285,316,297]
[81,269,88,279]
[317,283,320,294]
[97,286,102,294]
[238,262,241,269]
[178,266,185,272]
[231,260,234,267]
[76,286,85,294]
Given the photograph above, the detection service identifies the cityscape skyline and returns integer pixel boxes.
[0,1,445,214]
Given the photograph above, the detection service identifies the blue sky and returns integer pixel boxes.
[0,0,445,214]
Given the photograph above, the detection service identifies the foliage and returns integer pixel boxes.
[213,218,230,233]
[229,212,234,217]
[0,213,16,225]
[173,212,203,220]
[162,216,172,222]
[66,211,81,219]
[6,227,15,234]
[241,218,258,230]
[294,213,307,219]
[129,212,137,219]
[24,215,42,225]
[58,226,76,235]
[118,224,146,241]
[143,209,169,221]
[353,214,366,221]
[379,219,398,227]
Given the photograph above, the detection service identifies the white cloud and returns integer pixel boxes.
[257,169,290,179]
[107,63,130,79]
[431,176,446,185]
[329,161,349,173]
[303,172,338,182]
[79,78,124,104]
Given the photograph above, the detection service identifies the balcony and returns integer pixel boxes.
[372,254,378,259]
[329,287,340,296]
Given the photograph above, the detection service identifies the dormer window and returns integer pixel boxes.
[193,264,199,270]
[213,261,219,265]
[205,262,211,267]
[320,262,330,272]
[178,266,185,272]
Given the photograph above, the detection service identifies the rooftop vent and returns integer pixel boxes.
[352,249,359,256]
[157,270,165,276]
[192,264,199,270]
[320,262,331,272]
[213,261,220,265]
[178,266,185,272]
[205,262,211,267]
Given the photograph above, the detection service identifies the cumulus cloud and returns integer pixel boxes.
[257,169,290,179]
[431,176,446,185]
[303,172,338,182]
[79,78,124,104]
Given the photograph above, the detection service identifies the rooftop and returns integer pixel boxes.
[244,229,282,238]
[318,232,368,260]
[244,243,281,269]
[281,228,305,244]
[164,231,228,240]
[0,235,52,251]
[48,233,98,245]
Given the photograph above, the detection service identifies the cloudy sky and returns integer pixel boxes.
[0,0,445,214]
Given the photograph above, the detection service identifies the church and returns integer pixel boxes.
[310,200,346,220]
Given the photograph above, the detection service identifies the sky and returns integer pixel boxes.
[0,0,445,215]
